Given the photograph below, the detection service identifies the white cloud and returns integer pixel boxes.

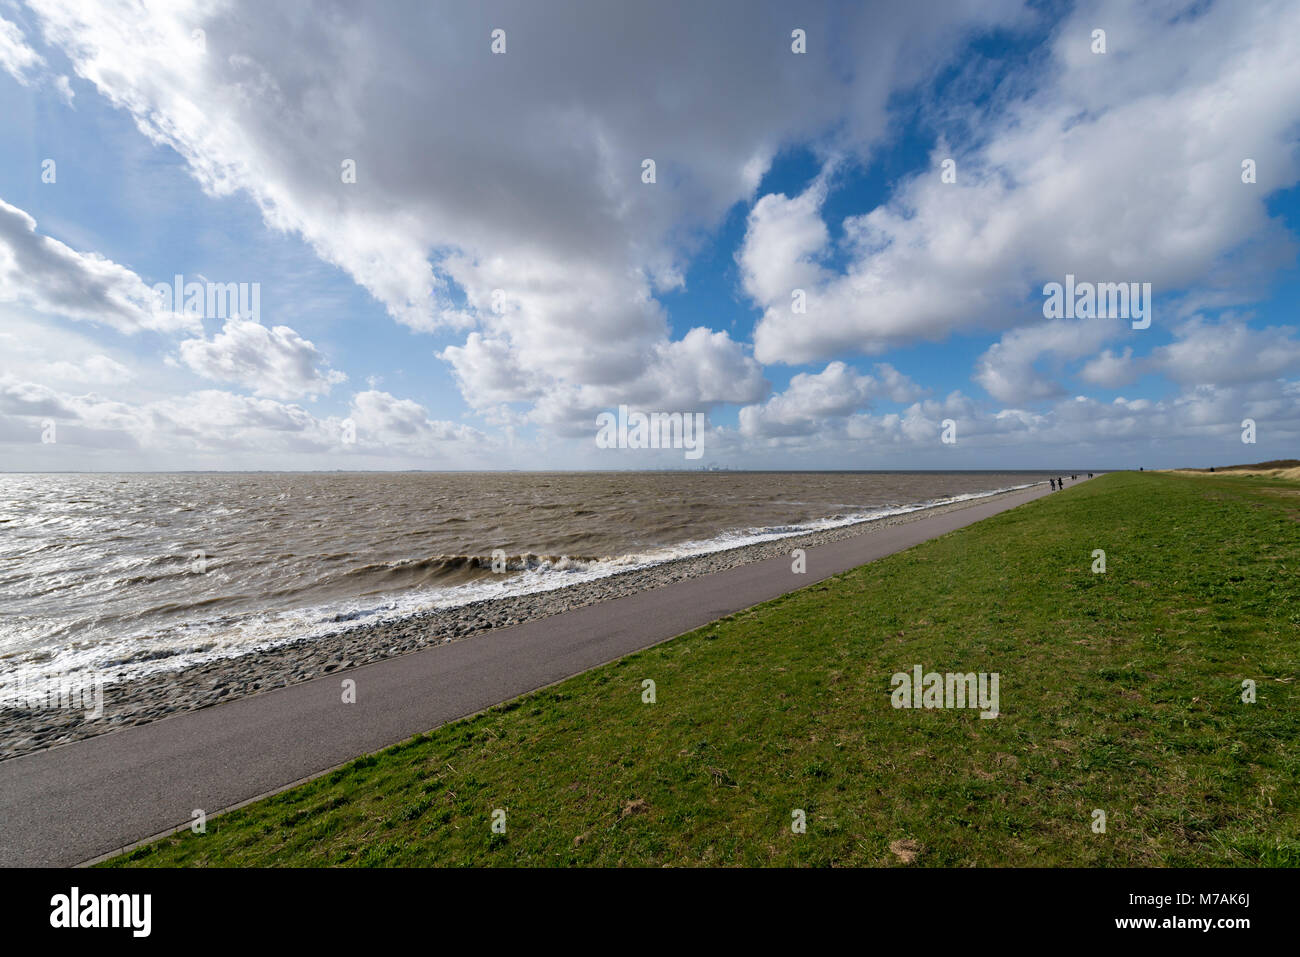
[740,360,924,437]
[39,354,132,384]
[1078,348,1138,388]
[0,14,43,85]
[9,0,1300,469]
[1149,318,1300,386]
[0,197,195,334]
[0,373,488,465]
[736,179,832,311]
[25,0,1023,425]
[52,72,72,102]
[723,376,1300,467]
[439,333,546,410]
[974,318,1121,403]
[178,319,346,399]
[1069,318,1300,392]
[646,327,769,409]
[345,390,488,454]
[0,376,74,417]
[445,320,767,436]
[744,0,1300,365]
[873,362,929,403]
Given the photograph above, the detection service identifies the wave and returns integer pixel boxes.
[0,481,1040,698]
[335,552,607,590]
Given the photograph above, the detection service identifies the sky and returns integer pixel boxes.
[0,0,1298,471]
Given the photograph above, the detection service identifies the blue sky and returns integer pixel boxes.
[1,0,1298,470]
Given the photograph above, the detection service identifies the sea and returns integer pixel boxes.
[0,470,1054,694]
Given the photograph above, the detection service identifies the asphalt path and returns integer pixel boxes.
[0,478,1083,866]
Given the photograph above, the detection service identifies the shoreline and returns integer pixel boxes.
[0,482,1042,759]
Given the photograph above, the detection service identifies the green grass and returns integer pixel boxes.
[106,472,1300,867]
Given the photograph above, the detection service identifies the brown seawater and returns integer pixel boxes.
[0,470,1052,690]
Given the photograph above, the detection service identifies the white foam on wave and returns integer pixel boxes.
[0,482,1040,697]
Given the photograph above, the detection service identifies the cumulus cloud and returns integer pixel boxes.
[0,198,195,334]
[1077,348,1138,389]
[727,376,1300,468]
[1070,318,1300,392]
[39,354,132,384]
[0,376,75,417]
[1148,318,1300,386]
[0,14,43,85]
[736,179,833,312]
[7,0,1300,469]
[447,321,768,436]
[740,361,925,437]
[439,333,546,410]
[974,318,1121,403]
[0,373,489,465]
[24,0,1024,428]
[645,328,769,408]
[178,319,346,399]
[873,363,929,404]
[348,389,486,450]
[742,362,873,437]
[743,0,1300,365]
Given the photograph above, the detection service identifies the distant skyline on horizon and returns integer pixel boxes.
[2,1,1299,472]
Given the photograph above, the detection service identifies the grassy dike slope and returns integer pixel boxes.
[108,472,1300,867]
